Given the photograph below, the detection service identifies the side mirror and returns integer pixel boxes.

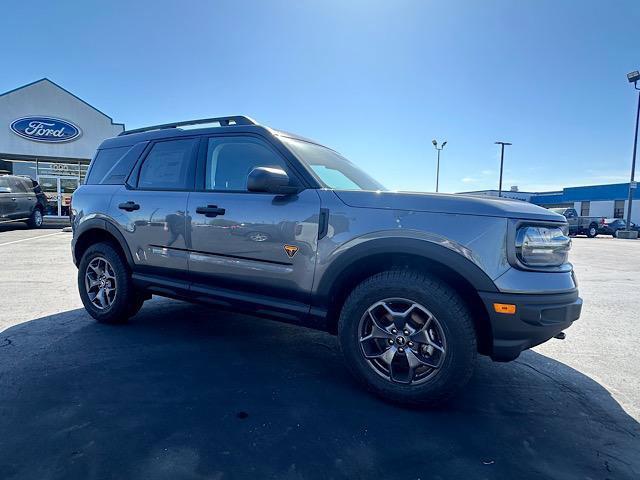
[247,167,300,195]
[0,187,11,194]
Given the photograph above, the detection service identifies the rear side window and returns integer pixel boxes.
[85,146,133,185]
[138,139,197,190]
[19,178,35,193]
[7,177,27,193]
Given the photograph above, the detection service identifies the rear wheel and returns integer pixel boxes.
[338,270,477,406]
[587,224,598,238]
[78,242,144,324]
[27,207,43,229]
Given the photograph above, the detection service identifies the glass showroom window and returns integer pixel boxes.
[0,159,38,180]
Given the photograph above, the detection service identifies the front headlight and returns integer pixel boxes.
[515,226,571,267]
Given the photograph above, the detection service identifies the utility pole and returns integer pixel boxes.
[625,71,640,232]
[432,140,447,192]
[494,141,512,197]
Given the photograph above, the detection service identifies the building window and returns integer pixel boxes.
[614,200,625,219]
[0,159,38,179]
[580,201,590,216]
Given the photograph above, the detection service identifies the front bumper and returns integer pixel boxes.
[478,290,582,361]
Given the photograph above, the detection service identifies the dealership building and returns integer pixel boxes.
[462,183,640,223]
[3,78,637,224]
[0,78,124,217]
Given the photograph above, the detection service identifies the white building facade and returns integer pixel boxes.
[0,79,123,217]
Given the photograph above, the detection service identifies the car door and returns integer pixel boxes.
[6,177,32,219]
[186,134,322,308]
[564,208,578,232]
[0,177,15,220]
[110,137,198,280]
[18,178,38,217]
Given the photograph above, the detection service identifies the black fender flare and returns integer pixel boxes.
[314,236,499,304]
[72,217,135,267]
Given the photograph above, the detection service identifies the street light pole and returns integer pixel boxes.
[432,140,447,193]
[494,141,512,197]
[625,71,640,231]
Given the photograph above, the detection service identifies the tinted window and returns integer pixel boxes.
[19,179,35,193]
[7,177,27,193]
[85,147,132,185]
[138,139,197,190]
[580,201,590,216]
[205,137,289,191]
[614,200,625,219]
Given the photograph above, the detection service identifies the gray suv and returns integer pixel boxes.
[71,116,582,405]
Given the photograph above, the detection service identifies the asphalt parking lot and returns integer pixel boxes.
[0,223,638,480]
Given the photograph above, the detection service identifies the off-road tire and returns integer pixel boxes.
[78,242,144,324]
[338,270,477,407]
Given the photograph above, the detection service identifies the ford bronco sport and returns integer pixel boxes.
[71,116,582,405]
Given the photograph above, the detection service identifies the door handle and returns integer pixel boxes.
[11,197,17,201]
[196,205,226,217]
[118,201,140,212]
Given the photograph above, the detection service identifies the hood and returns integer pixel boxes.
[333,190,565,222]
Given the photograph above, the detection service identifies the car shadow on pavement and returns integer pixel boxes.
[0,298,638,480]
[0,222,65,232]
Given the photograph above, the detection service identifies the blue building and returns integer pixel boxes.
[461,183,639,223]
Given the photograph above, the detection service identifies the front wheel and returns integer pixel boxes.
[77,242,145,324]
[338,270,477,407]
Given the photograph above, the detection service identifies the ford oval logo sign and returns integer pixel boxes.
[10,116,81,143]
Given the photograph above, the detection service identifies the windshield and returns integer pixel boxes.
[279,136,385,191]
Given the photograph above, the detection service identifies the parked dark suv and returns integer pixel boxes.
[71,116,582,405]
[0,174,47,228]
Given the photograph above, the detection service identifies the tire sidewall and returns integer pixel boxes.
[29,208,43,228]
[77,242,134,323]
[338,272,476,405]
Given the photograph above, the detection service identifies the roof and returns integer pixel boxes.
[0,78,124,128]
[101,118,326,150]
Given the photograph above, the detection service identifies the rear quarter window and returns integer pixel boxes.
[85,146,138,185]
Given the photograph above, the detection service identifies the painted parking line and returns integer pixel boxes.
[0,231,66,247]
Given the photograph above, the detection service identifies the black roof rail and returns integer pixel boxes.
[118,115,258,136]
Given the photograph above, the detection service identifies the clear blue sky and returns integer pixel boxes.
[2,0,639,193]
